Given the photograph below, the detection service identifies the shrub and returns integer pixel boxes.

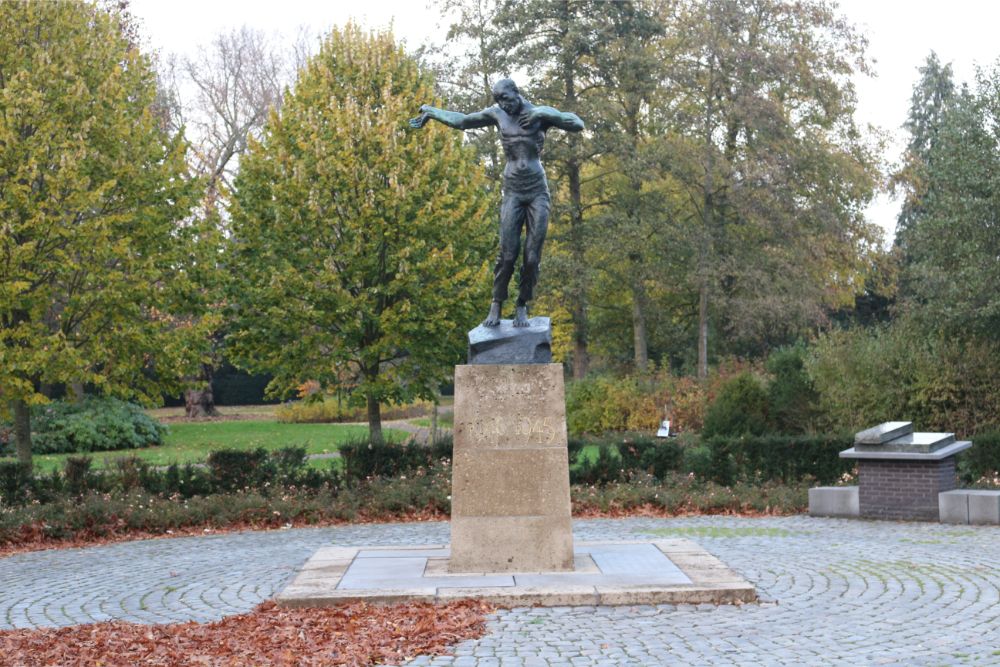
[806,323,1000,435]
[277,398,434,424]
[207,448,275,492]
[0,460,31,506]
[570,472,809,515]
[339,437,445,482]
[766,344,819,434]
[617,436,683,480]
[960,430,1000,482]
[28,397,166,455]
[0,424,11,457]
[571,444,622,485]
[569,435,683,485]
[64,456,95,496]
[565,361,754,438]
[702,373,770,438]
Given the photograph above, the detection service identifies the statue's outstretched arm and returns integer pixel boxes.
[409,105,495,131]
[520,105,584,132]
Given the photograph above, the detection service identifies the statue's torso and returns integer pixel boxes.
[493,105,547,195]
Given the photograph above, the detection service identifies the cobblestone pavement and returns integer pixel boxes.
[3,517,1000,665]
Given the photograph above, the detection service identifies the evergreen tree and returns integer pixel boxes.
[227,24,494,443]
[903,71,1000,340]
[893,52,957,255]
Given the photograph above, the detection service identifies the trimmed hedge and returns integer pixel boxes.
[338,436,453,482]
[703,433,853,485]
[571,436,684,485]
[570,432,853,487]
[0,447,338,507]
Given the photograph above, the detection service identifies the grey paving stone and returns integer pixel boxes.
[3,517,1000,666]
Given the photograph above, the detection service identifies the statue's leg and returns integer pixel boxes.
[485,192,524,326]
[514,192,551,326]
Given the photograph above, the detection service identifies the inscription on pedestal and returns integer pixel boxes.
[450,364,573,573]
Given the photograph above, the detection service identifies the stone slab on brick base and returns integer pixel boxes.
[858,458,957,521]
[450,363,572,573]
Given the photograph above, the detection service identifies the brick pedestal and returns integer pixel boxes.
[858,458,957,521]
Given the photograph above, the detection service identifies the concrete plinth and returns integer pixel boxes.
[939,489,1000,525]
[450,363,573,573]
[808,486,859,518]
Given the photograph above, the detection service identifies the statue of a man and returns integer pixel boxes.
[410,79,584,327]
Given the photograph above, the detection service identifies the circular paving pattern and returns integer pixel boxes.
[2,517,1000,665]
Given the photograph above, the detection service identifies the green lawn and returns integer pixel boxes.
[576,444,608,465]
[410,413,454,428]
[25,421,405,473]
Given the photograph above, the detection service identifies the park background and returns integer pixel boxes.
[2,0,1000,551]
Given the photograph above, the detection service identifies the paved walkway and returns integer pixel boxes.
[2,517,999,665]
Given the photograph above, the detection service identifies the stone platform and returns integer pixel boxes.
[275,539,756,608]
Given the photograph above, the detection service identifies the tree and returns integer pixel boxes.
[227,24,494,444]
[586,0,682,371]
[902,68,1000,340]
[893,52,956,255]
[0,1,204,466]
[157,27,290,418]
[666,0,881,375]
[429,0,511,185]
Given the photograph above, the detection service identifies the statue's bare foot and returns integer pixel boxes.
[482,301,502,327]
[513,305,529,327]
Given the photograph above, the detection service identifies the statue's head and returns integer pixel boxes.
[492,78,523,116]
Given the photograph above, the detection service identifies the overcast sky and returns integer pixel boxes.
[130,0,1000,244]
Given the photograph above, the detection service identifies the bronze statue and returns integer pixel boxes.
[410,79,584,327]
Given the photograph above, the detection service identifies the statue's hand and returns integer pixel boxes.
[409,113,430,129]
[518,108,540,129]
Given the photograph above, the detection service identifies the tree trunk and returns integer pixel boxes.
[698,282,709,379]
[568,159,589,379]
[70,381,85,403]
[431,401,439,445]
[367,394,383,445]
[557,3,589,381]
[572,302,589,379]
[184,364,219,418]
[11,399,32,468]
[632,278,649,373]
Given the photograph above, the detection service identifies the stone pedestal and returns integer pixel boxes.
[840,422,971,522]
[467,317,552,364]
[449,363,573,573]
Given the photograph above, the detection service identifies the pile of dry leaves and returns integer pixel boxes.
[0,599,493,666]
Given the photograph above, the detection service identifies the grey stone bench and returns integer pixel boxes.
[939,489,1000,525]
[809,486,859,518]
